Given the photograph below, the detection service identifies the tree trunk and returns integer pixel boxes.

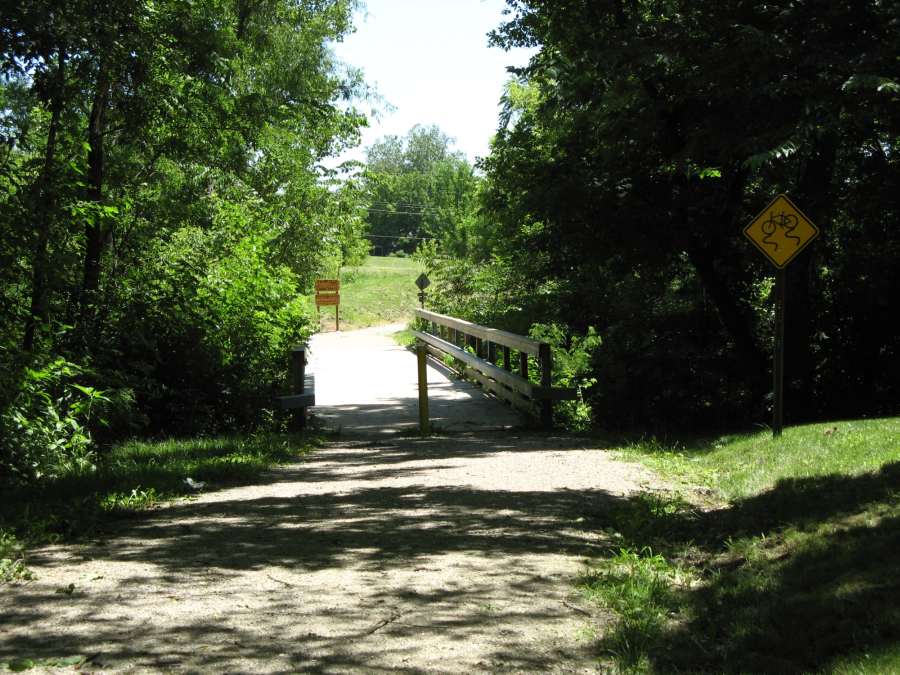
[682,165,768,378]
[80,60,110,340]
[687,244,767,374]
[784,131,838,420]
[23,45,66,352]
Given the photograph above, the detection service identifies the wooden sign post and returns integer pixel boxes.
[315,279,340,331]
[743,194,819,438]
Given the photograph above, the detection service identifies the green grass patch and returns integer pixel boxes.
[392,326,417,348]
[580,417,900,673]
[315,255,423,331]
[0,433,317,572]
[619,417,900,500]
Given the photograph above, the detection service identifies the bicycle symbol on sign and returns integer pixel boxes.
[761,211,802,252]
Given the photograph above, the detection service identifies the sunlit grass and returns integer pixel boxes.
[619,417,900,500]
[583,417,900,673]
[313,255,423,330]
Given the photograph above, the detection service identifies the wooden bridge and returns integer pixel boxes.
[413,309,576,429]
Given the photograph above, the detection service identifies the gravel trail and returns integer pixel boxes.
[1,326,660,673]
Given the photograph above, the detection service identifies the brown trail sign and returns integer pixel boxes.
[315,279,340,331]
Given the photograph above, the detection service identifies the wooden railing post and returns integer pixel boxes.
[290,344,307,429]
[416,342,430,435]
[411,309,576,426]
[539,343,553,429]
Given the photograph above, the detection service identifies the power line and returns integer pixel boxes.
[363,233,435,241]
[361,207,441,216]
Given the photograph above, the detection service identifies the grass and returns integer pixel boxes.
[618,417,900,500]
[0,433,317,581]
[315,255,423,331]
[579,417,900,673]
[392,327,417,348]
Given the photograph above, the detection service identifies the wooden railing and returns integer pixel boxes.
[413,309,575,428]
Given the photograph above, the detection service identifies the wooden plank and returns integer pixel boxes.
[290,345,307,394]
[276,373,315,409]
[315,279,340,292]
[420,335,575,401]
[414,309,543,355]
[413,330,536,397]
[315,294,340,306]
[417,343,430,434]
[277,393,315,410]
[462,366,538,418]
[531,386,578,401]
[539,342,553,428]
[424,344,448,365]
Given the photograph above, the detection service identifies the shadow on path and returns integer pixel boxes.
[1,434,638,672]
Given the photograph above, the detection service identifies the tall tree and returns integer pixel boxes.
[1,0,368,436]
[474,0,900,427]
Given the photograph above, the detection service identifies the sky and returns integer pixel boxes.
[329,0,536,167]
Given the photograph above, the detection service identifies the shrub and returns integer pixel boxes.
[0,357,106,484]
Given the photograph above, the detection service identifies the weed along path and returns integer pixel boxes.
[1,326,662,673]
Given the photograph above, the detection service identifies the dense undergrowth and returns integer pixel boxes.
[579,417,900,673]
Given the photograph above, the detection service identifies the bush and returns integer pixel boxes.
[529,323,601,430]
[0,357,107,484]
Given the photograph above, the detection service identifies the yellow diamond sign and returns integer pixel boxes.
[744,194,819,268]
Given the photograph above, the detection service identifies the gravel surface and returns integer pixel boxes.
[1,326,661,673]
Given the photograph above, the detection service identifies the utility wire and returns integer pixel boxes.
[363,233,435,240]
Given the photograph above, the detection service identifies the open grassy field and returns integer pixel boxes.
[315,255,423,331]
[579,417,900,673]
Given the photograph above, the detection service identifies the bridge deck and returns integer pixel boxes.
[308,323,522,436]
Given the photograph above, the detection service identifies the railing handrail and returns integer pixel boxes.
[413,308,543,356]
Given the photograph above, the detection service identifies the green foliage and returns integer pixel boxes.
[361,125,482,256]
[0,530,34,584]
[1,656,89,671]
[0,434,316,545]
[475,0,900,431]
[0,0,368,451]
[0,357,107,483]
[579,547,685,672]
[529,322,601,429]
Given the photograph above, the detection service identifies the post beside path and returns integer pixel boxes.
[416,343,430,435]
[743,193,819,438]
[276,343,315,429]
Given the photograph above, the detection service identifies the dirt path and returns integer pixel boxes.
[1,327,660,673]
